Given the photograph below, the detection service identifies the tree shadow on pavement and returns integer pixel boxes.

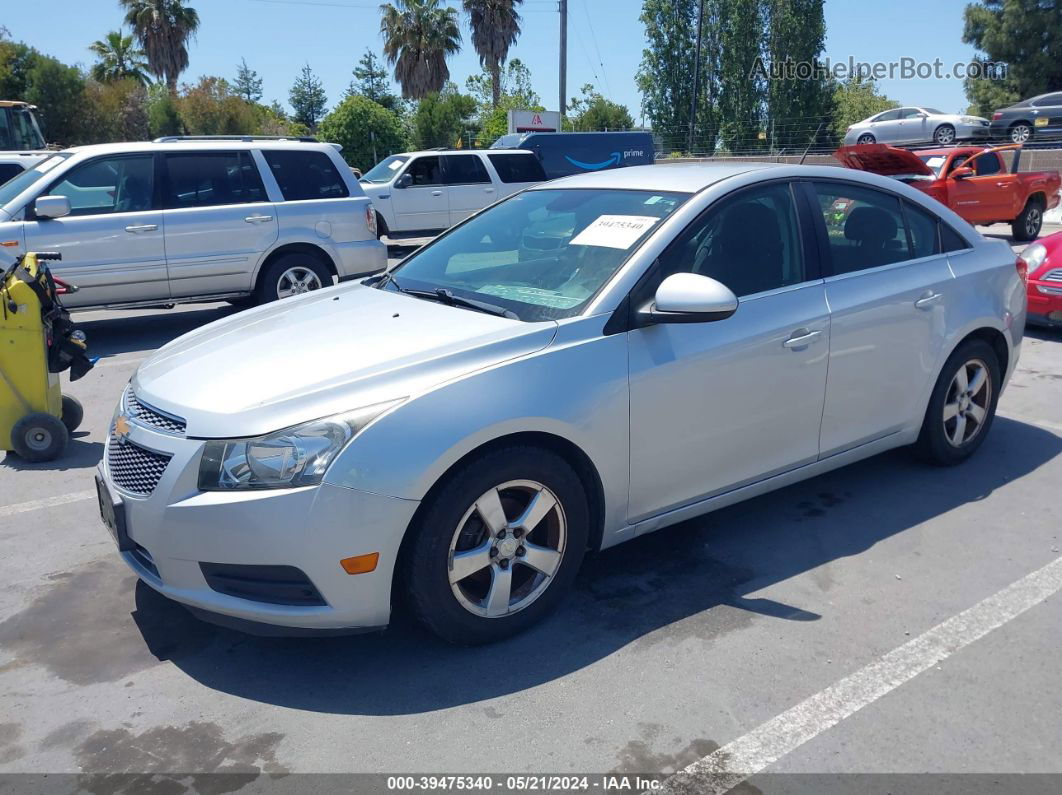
[127,416,1061,715]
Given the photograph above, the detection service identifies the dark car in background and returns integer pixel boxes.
[490,131,655,179]
[990,92,1062,143]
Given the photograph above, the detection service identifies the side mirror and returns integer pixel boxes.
[394,173,412,189]
[951,166,974,179]
[34,195,71,220]
[638,272,738,325]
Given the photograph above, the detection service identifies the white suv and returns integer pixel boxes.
[0,136,387,308]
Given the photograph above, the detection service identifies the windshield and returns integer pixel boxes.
[361,155,409,183]
[0,154,68,207]
[384,188,687,322]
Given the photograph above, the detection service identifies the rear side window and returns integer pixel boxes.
[488,153,546,183]
[941,223,971,252]
[1032,93,1062,107]
[442,155,490,184]
[902,201,942,259]
[972,154,1002,176]
[163,152,266,209]
[0,164,23,184]
[263,150,349,201]
[812,182,912,274]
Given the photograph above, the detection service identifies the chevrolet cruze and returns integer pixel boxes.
[97,164,1025,644]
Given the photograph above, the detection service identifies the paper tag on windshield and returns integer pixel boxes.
[570,215,659,249]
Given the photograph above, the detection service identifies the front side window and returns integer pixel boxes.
[46,155,154,216]
[163,152,266,208]
[653,182,806,298]
[263,150,348,201]
[874,109,901,122]
[386,188,687,321]
[404,156,442,186]
[813,182,911,273]
[442,155,490,185]
[488,153,546,183]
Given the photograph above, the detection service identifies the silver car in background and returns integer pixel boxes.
[97,162,1025,645]
[845,106,992,147]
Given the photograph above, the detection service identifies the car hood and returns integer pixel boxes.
[133,283,558,438]
[834,144,934,177]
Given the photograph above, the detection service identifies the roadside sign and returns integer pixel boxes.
[508,110,561,134]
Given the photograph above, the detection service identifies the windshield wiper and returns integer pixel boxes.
[397,286,518,319]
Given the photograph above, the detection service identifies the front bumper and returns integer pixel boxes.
[98,419,419,632]
[1027,282,1062,327]
[956,122,991,140]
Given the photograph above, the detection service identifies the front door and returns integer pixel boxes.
[807,180,953,455]
[627,181,830,521]
[160,151,277,297]
[22,153,167,308]
[391,156,449,232]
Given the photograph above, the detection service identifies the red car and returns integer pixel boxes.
[835,143,1061,242]
[1020,231,1062,328]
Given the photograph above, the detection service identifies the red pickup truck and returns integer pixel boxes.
[834,143,1060,241]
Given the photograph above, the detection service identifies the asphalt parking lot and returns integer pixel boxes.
[1,231,1060,792]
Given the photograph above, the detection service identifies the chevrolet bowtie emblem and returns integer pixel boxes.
[114,415,131,443]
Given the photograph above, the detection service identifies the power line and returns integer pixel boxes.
[578,0,612,98]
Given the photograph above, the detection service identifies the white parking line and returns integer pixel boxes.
[0,490,95,517]
[660,554,1062,794]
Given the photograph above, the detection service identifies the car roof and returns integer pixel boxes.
[395,149,534,157]
[58,140,342,156]
[530,162,773,194]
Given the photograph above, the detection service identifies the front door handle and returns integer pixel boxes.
[244,214,273,224]
[431,190,443,197]
[124,224,158,233]
[485,187,495,193]
[783,329,821,349]
[914,291,943,310]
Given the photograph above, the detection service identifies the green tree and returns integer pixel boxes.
[0,39,38,101]
[289,63,328,130]
[233,57,263,103]
[179,76,259,135]
[412,86,477,148]
[319,94,408,171]
[146,82,182,137]
[717,0,766,152]
[88,30,150,85]
[347,49,400,111]
[566,84,634,130]
[462,0,522,108]
[120,0,200,94]
[830,75,897,139]
[466,59,541,144]
[23,56,86,145]
[380,0,462,100]
[82,78,150,142]
[763,0,831,149]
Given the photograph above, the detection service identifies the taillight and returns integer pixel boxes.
[365,205,377,237]
[992,112,1002,121]
[1016,255,1028,286]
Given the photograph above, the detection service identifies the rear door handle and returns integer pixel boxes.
[431,190,443,197]
[914,291,943,310]
[485,187,495,193]
[783,329,821,349]
[244,214,273,224]
[124,224,158,233]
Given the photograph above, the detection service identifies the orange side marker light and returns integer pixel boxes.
[340,552,379,575]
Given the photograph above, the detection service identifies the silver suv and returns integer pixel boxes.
[0,136,387,308]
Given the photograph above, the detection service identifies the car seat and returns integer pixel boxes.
[842,205,899,271]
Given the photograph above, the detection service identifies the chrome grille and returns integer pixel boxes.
[1043,269,1062,283]
[107,436,171,496]
[126,390,186,435]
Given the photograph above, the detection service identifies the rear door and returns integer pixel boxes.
[441,154,496,225]
[1031,92,1062,136]
[390,155,449,232]
[21,153,168,308]
[161,150,276,297]
[805,180,954,455]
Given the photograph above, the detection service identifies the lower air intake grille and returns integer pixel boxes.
[108,436,171,496]
[199,563,327,606]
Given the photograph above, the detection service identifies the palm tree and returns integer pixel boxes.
[120,0,200,93]
[88,30,151,85]
[462,0,522,107]
[380,0,461,100]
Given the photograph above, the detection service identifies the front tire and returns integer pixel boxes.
[914,340,1000,466]
[254,252,332,304]
[403,446,589,645]
[11,412,69,462]
[856,133,876,145]
[933,124,956,145]
[1012,198,1044,242]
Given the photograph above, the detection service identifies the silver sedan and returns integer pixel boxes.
[97,163,1024,644]
[844,106,992,146]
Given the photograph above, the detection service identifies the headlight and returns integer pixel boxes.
[197,401,402,491]
[1020,242,1047,272]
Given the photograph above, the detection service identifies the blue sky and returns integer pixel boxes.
[5,0,980,121]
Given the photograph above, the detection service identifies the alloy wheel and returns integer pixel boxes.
[1025,206,1042,238]
[1011,125,1031,143]
[857,134,875,145]
[935,126,955,144]
[276,266,323,299]
[447,479,567,618]
[942,358,992,448]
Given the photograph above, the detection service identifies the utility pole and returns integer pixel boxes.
[559,0,567,116]
[688,0,705,154]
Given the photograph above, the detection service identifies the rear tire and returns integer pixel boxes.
[1011,198,1044,242]
[403,446,589,645]
[11,412,69,462]
[1010,123,1032,144]
[60,394,84,434]
[375,211,389,242]
[254,252,332,304]
[913,339,1000,466]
